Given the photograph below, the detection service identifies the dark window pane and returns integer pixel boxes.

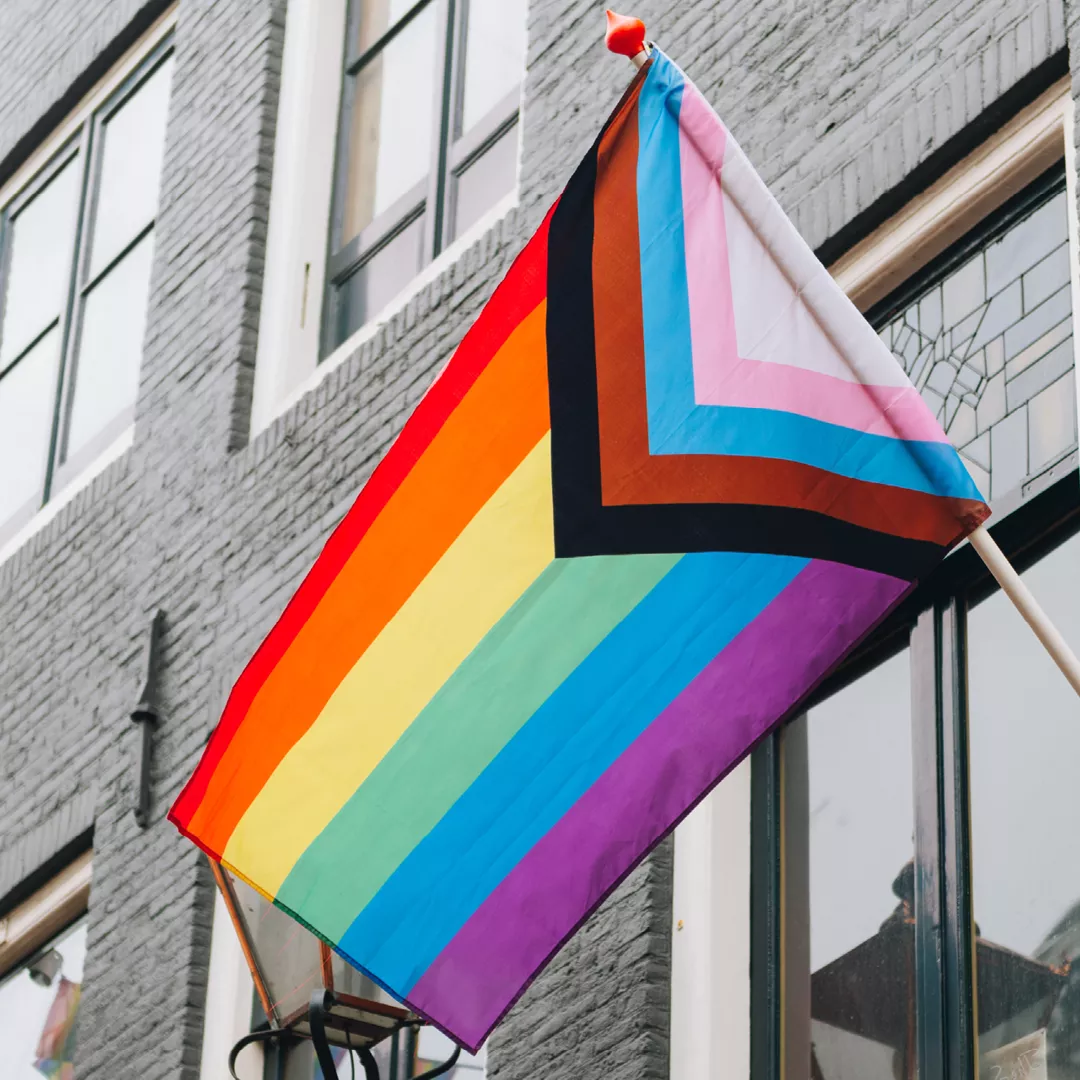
[353,0,421,55]
[451,122,517,240]
[334,214,424,343]
[66,232,155,461]
[88,55,172,279]
[0,327,60,532]
[786,650,915,1080]
[968,532,1080,1075]
[460,0,526,135]
[0,919,86,1080]
[342,7,437,242]
[0,160,79,369]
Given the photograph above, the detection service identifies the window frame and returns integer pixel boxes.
[321,0,523,357]
[0,850,92,983]
[753,475,1080,1080]
[749,166,1080,1077]
[0,30,174,547]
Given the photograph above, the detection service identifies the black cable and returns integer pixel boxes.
[412,1042,461,1080]
[228,1028,281,1080]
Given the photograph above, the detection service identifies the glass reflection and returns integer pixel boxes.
[460,0,526,135]
[0,160,79,369]
[88,56,172,279]
[65,233,154,464]
[786,649,916,1080]
[0,328,60,533]
[334,214,424,344]
[0,920,87,1080]
[343,10,436,242]
[452,123,517,240]
[969,531,1080,1079]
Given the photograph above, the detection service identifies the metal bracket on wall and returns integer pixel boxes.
[131,610,165,828]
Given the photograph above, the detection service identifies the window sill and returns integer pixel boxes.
[255,188,520,438]
[0,425,134,568]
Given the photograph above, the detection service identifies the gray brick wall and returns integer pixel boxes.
[0,2,1075,1080]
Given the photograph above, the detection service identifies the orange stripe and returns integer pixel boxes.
[187,302,551,855]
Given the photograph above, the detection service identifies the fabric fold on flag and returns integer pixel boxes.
[171,48,989,1054]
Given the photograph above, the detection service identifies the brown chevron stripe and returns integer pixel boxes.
[590,78,987,549]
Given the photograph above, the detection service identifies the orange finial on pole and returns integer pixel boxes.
[605,10,648,67]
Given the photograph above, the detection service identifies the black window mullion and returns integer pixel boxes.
[750,735,782,1080]
[42,118,95,503]
[320,0,361,360]
[912,606,948,1080]
[447,90,521,174]
[911,599,978,1080]
[939,598,977,1080]
[423,0,457,261]
[779,718,812,1080]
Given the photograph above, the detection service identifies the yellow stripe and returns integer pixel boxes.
[223,433,555,894]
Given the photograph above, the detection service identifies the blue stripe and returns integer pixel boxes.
[660,403,984,499]
[337,550,808,993]
[637,51,695,455]
[635,52,981,502]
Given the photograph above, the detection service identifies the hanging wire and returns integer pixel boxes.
[346,1029,356,1080]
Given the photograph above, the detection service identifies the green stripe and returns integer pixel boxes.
[275,552,681,937]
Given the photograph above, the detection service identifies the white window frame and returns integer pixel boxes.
[0,4,177,569]
[249,0,523,438]
[668,75,1077,1080]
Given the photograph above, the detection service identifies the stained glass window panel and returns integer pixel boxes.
[877,187,1076,501]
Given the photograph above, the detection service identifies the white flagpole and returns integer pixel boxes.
[606,11,1080,698]
[968,524,1080,695]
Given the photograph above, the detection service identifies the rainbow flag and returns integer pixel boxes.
[171,50,988,1051]
[34,977,80,1080]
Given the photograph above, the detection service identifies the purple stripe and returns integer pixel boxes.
[407,559,910,1051]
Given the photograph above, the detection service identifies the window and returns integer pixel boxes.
[781,651,916,1079]
[323,0,527,351]
[767,516,1080,1080]
[0,853,92,1079]
[873,169,1075,502]
[748,161,1080,1080]
[967,534,1080,1072]
[0,920,86,1080]
[0,38,173,544]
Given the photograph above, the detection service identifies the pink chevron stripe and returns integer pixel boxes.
[677,84,948,444]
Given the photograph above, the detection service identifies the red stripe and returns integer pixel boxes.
[169,206,555,830]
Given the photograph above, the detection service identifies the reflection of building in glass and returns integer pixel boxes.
[809,863,1072,1080]
[1038,900,1080,1079]
[0,920,86,1080]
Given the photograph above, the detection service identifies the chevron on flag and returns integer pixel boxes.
[170,47,989,1052]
